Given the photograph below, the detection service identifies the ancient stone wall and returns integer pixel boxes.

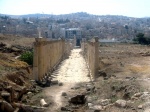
[81,37,99,79]
[33,38,71,81]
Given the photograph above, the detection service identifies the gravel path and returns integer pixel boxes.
[44,49,90,112]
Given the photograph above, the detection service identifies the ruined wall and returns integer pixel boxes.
[33,38,71,81]
[81,37,99,79]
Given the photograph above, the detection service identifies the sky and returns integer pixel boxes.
[0,0,150,18]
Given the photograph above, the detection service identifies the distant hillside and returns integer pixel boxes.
[0,12,150,39]
[0,12,92,18]
[1,12,149,19]
[1,12,132,19]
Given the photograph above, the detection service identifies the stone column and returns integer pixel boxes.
[62,39,65,59]
[33,41,38,81]
[36,38,46,81]
[94,37,99,78]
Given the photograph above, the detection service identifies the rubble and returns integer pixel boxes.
[69,94,86,104]
[40,99,49,107]
[62,92,67,96]
[115,99,127,108]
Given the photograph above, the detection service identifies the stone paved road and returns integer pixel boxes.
[44,49,90,112]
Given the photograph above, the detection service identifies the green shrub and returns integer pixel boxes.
[20,51,33,65]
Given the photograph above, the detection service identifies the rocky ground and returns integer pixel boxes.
[88,43,150,112]
[0,34,42,112]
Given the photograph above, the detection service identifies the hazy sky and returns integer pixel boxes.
[0,0,150,17]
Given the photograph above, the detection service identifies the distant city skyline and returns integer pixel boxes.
[0,0,150,18]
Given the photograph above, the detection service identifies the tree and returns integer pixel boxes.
[136,33,144,38]
[133,33,150,45]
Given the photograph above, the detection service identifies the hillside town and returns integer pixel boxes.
[1,12,150,41]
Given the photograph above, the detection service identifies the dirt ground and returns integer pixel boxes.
[95,43,150,112]
[99,43,150,79]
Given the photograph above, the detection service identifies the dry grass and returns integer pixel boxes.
[0,34,35,47]
[0,34,34,69]
[0,34,33,75]
[0,53,28,68]
[127,64,150,73]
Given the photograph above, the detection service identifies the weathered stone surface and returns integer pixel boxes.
[139,102,150,109]
[94,110,101,112]
[69,94,86,104]
[45,78,51,87]
[14,108,20,112]
[144,108,150,112]
[99,99,111,106]
[87,96,93,103]
[74,86,80,89]
[1,91,11,103]
[1,91,11,97]
[0,100,14,112]
[62,92,67,96]
[87,74,90,77]
[71,86,80,90]
[58,82,63,86]
[51,80,58,85]
[140,92,150,101]
[85,110,95,112]
[88,103,93,107]
[131,96,138,100]
[138,105,143,109]
[27,92,32,95]
[89,105,103,111]
[115,99,127,108]
[143,92,149,94]
[133,92,143,97]
[61,106,70,111]
[86,84,95,92]
[126,100,134,107]
[40,99,49,107]
[85,91,91,95]
[98,71,107,77]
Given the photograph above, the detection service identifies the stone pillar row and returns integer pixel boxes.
[81,37,99,79]
[33,38,70,82]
